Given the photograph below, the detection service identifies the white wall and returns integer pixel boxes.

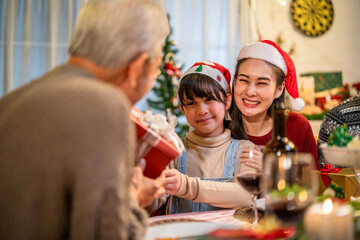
[252,0,360,85]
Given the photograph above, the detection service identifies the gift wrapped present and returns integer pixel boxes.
[130,107,185,179]
[317,166,360,200]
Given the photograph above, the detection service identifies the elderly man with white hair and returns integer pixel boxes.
[0,0,169,239]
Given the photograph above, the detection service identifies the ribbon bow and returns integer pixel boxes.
[132,109,185,155]
[320,164,343,187]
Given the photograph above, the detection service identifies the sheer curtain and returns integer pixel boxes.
[136,0,257,110]
[159,0,257,74]
[0,0,86,96]
[0,0,257,98]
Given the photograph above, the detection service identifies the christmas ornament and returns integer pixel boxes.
[328,124,353,147]
[329,182,346,199]
[146,23,189,137]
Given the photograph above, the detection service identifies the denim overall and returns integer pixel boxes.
[168,138,240,214]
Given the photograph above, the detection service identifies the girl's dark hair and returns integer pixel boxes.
[229,58,285,140]
[178,73,228,106]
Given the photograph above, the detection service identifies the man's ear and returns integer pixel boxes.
[126,53,149,88]
[225,93,232,110]
[275,81,286,98]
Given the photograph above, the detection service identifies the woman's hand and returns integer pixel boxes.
[240,145,263,171]
[164,169,182,195]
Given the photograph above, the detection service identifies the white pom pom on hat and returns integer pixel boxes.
[237,40,305,111]
[291,98,305,112]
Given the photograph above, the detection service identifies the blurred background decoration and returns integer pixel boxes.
[1,0,359,136]
[146,18,189,137]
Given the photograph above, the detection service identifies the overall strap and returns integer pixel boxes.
[223,139,239,177]
[169,138,238,214]
[176,137,188,174]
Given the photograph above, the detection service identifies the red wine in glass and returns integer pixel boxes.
[237,173,262,194]
[235,146,263,225]
[267,200,309,224]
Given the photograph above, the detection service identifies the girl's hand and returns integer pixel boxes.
[164,169,182,195]
[240,145,263,171]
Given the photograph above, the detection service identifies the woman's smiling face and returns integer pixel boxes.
[233,58,285,120]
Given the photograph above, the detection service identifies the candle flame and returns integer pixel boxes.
[322,198,333,214]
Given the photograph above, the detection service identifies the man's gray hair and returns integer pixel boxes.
[68,0,169,68]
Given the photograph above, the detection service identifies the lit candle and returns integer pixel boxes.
[304,199,354,240]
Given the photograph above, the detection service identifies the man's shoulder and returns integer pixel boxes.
[44,64,129,105]
[330,96,360,115]
[322,97,360,124]
[1,64,131,118]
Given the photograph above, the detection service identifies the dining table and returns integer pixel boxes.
[144,198,299,240]
[145,209,250,240]
[145,202,360,240]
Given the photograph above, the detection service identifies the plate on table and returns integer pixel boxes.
[144,221,238,240]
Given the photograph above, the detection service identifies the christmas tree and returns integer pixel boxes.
[147,21,189,137]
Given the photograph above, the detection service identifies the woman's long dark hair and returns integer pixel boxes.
[229,58,285,140]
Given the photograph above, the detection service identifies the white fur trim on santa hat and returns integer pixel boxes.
[291,98,305,112]
[180,64,230,91]
[237,42,288,75]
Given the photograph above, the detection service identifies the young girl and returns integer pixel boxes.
[152,61,263,214]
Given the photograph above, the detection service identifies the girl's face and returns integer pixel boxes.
[233,58,285,120]
[181,94,231,138]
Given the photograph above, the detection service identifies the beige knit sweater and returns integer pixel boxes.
[0,64,147,240]
[173,129,252,208]
[148,129,252,214]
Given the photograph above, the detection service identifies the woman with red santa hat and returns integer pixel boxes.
[229,40,319,170]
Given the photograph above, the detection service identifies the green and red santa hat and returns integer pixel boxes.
[237,40,305,111]
[180,61,231,92]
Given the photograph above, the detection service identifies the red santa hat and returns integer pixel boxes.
[180,61,231,92]
[237,40,305,111]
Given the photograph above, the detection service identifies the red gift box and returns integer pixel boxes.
[130,107,180,179]
[317,166,360,200]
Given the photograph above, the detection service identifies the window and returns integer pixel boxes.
[0,0,85,95]
[162,0,242,73]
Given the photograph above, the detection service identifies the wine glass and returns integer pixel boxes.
[235,145,263,225]
[262,153,318,226]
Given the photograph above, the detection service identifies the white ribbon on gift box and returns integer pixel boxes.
[132,109,185,162]
[134,128,161,164]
